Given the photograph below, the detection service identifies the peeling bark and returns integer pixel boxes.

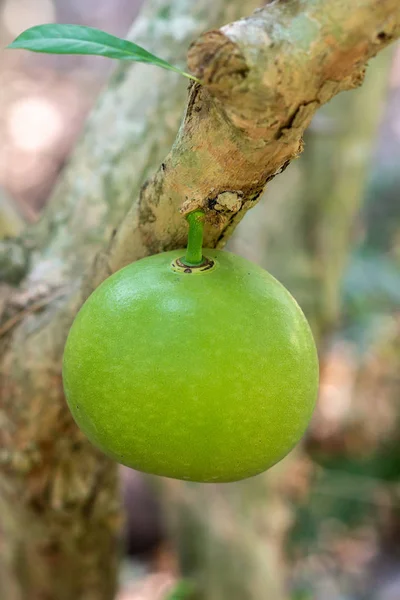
[0,0,399,598]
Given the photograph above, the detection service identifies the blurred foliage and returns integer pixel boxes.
[343,168,400,347]
[363,169,400,253]
[165,580,196,600]
[286,52,400,600]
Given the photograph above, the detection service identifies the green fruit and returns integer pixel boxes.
[62,249,318,483]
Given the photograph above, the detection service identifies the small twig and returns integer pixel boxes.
[0,287,68,338]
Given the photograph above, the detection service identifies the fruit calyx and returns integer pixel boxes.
[171,255,215,274]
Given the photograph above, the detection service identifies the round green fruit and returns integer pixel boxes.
[62,249,318,483]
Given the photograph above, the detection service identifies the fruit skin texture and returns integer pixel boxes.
[62,249,319,483]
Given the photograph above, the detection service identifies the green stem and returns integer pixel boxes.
[183,210,205,266]
[180,72,202,84]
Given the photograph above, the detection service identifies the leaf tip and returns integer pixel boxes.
[6,34,24,50]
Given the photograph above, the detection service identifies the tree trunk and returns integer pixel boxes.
[161,48,393,600]
[0,2,263,598]
[0,1,398,599]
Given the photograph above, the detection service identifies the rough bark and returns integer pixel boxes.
[0,0,399,599]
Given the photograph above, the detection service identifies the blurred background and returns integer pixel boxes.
[1,1,400,599]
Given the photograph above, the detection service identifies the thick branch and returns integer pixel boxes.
[102,0,399,275]
[19,0,262,285]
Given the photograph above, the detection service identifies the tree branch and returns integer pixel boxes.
[102,0,399,276]
[19,0,262,285]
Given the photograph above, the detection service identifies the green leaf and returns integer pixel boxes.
[7,24,200,83]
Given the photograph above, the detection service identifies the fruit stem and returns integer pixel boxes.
[183,210,205,267]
